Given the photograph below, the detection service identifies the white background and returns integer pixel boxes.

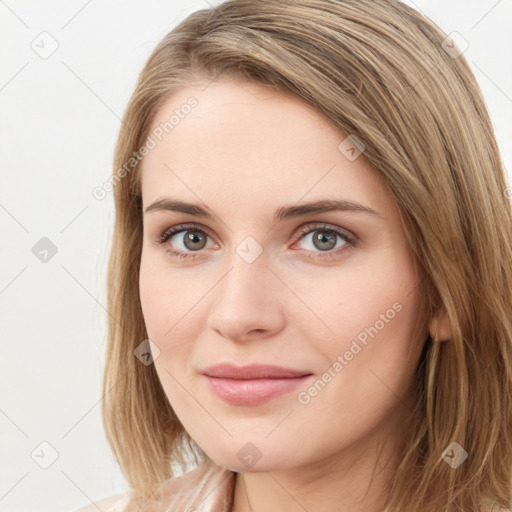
[0,1,511,511]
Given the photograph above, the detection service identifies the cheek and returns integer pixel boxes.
[296,268,412,350]
[306,259,422,385]
[139,254,190,334]
[139,260,206,364]
[139,267,166,336]
[139,266,197,405]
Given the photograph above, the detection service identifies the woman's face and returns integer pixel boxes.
[139,77,427,473]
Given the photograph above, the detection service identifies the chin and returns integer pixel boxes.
[199,439,305,473]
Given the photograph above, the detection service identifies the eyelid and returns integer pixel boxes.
[290,222,356,245]
[155,222,216,245]
[154,221,357,260]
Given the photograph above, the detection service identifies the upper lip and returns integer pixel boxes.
[202,363,312,380]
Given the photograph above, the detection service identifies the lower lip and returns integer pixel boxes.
[204,375,313,406]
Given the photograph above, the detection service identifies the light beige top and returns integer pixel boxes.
[74,460,235,512]
[74,460,394,511]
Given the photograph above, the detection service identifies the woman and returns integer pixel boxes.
[77,0,512,511]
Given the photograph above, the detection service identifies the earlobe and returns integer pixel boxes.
[429,307,453,342]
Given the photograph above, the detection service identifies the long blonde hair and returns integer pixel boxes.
[102,1,512,510]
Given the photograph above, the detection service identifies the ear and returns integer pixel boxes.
[429,307,452,342]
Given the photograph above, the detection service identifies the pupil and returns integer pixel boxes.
[185,231,206,250]
[314,231,336,250]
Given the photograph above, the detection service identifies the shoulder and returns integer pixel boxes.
[72,461,236,512]
[73,491,129,512]
[152,460,236,511]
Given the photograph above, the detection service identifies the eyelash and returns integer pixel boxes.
[154,222,357,261]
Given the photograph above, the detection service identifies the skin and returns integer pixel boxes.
[138,77,452,512]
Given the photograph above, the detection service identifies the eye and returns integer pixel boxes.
[154,224,216,260]
[154,222,357,260]
[290,223,357,260]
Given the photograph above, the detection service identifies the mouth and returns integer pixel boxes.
[202,363,314,406]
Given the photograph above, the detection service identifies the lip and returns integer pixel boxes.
[203,363,312,379]
[202,363,314,406]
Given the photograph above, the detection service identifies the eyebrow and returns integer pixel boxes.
[144,197,380,222]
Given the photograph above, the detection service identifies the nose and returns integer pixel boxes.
[206,253,286,343]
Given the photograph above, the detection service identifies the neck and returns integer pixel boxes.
[231,411,407,512]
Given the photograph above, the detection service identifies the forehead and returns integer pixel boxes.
[140,78,392,215]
